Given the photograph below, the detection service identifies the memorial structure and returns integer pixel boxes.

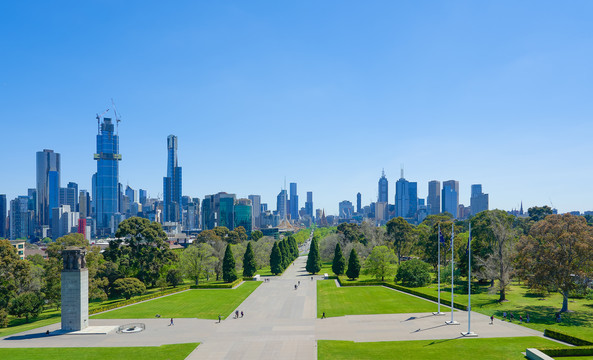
[61,247,88,331]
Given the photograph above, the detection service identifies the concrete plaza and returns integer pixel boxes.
[0,256,547,359]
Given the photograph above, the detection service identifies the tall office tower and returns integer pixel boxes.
[94,117,121,236]
[276,189,288,220]
[183,197,199,230]
[248,195,261,229]
[470,184,489,216]
[79,190,90,218]
[427,180,441,215]
[442,180,460,218]
[163,135,182,223]
[60,184,78,212]
[339,200,354,219]
[51,205,79,239]
[36,149,60,231]
[356,193,362,214]
[305,192,313,220]
[234,198,253,232]
[138,189,147,206]
[395,170,418,219]
[201,192,236,230]
[10,196,30,240]
[378,169,389,203]
[289,182,299,221]
[68,182,79,211]
[0,194,6,238]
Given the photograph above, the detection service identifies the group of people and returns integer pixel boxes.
[294,280,301,290]
[234,310,244,319]
[496,311,530,324]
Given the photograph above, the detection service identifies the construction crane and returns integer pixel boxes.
[111,98,122,134]
[96,109,109,133]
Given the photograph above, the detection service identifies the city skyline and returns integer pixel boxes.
[2,1,593,214]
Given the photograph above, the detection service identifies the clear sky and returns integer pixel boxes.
[1,1,592,215]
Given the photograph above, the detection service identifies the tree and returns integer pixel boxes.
[243,242,257,277]
[180,243,217,285]
[517,214,593,312]
[528,206,553,223]
[222,244,237,283]
[279,240,290,268]
[346,248,360,280]
[473,210,518,301]
[396,259,432,287]
[386,217,413,265]
[306,238,322,274]
[363,245,396,281]
[7,292,44,322]
[112,278,146,300]
[270,242,284,275]
[337,223,366,244]
[166,269,183,288]
[251,230,263,241]
[331,243,346,276]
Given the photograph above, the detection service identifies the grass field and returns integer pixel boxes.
[317,280,435,318]
[318,337,564,360]
[0,343,199,360]
[92,281,260,320]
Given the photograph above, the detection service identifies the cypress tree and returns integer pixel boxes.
[242,242,257,278]
[332,242,346,276]
[346,248,361,280]
[289,236,299,259]
[280,239,289,268]
[306,238,322,274]
[222,244,238,283]
[270,241,284,275]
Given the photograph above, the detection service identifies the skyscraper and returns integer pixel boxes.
[395,171,418,219]
[305,192,313,220]
[234,198,253,233]
[470,184,489,216]
[277,189,288,220]
[248,195,261,229]
[36,149,60,231]
[339,200,354,219]
[60,183,78,213]
[0,194,6,238]
[201,192,236,230]
[79,190,90,218]
[442,180,459,218]
[10,196,30,240]
[163,135,182,223]
[94,117,121,236]
[378,170,388,203]
[289,182,299,221]
[356,192,361,213]
[427,180,441,215]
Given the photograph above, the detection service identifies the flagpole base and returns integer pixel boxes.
[461,331,478,337]
[432,312,446,316]
[445,320,460,325]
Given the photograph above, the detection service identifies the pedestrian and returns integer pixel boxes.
[503,312,507,321]
[490,315,494,325]
[526,313,530,323]
[322,312,326,319]
[298,281,300,286]
[235,310,239,319]
[311,276,313,281]
[519,315,523,324]
[241,311,244,318]
[218,314,222,323]
[170,318,174,326]
[295,284,297,290]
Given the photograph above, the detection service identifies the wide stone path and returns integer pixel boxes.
[0,249,548,359]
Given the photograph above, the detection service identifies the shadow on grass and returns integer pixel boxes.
[490,305,593,328]
[8,312,60,328]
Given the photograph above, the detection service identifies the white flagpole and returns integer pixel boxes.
[434,224,444,315]
[462,222,477,336]
[446,222,459,325]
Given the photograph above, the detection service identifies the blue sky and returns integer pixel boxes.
[1,1,592,215]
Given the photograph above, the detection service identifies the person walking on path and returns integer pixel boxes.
[170,318,174,326]
[235,310,239,319]
[241,311,244,318]
[503,312,507,321]
[218,314,222,323]
[490,315,494,325]
[321,312,326,319]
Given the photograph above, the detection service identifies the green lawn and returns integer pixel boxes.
[0,343,199,360]
[317,280,436,318]
[92,282,260,320]
[318,337,564,360]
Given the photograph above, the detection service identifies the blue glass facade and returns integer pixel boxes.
[94,118,121,235]
[163,135,182,223]
[36,149,60,230]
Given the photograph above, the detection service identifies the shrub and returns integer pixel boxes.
[112,278,146,300]
[544,329,593,346]
[7,292,44,322]
[396,259,432,287]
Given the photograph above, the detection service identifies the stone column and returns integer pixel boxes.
[61,247,88,331]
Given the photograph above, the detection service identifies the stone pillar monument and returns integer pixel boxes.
[61,247,88,331]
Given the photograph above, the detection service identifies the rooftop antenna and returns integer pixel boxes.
[96,108,109,134]
[111,98,122,134]
[400,164,404,179]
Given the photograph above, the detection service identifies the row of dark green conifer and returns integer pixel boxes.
[331,243,360,280]
[270,236,300,275]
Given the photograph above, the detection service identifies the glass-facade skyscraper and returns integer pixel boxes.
[395,171,418,219]
[427,180,441,215]
[163,135,182,223]
[277,189,288,220]
[289,182,298,221]
[378,170,388,203]
[442,180,459,218]
[305,191,313,220]
[234,198,252,232]
[36,149,60,232]
[0,194,6,238]
[94,118,121,236]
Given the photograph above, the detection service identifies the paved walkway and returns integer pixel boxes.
[0,248,550,359]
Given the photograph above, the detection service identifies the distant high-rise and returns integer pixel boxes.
[163,135,182,223]
[427,180,441,215]
[305,192,313,220]
[0,195,7,238]
[289,182,299,221]
[470,184,489,216]
[138,189,147,205]
[248,195,261,229]
[395,170,418,219]
[277,189,288,220]
[68,182,78,211]
[201,192,236,230]
[36,149,60,231]
[234,198,253,233]
[356,192,362,213]
[94,117,121,236]
[378,170,389,203]
[10,196,30,240]
[60,183,78,213]
[79,190,90,218]
[442,180,459,218]
[339,201,354,219]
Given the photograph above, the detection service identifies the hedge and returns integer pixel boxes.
[90,285,190,315]
[335,277,468,311]
[538,346,593,357]
[190,278,243,289]
[543,329,593,346]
